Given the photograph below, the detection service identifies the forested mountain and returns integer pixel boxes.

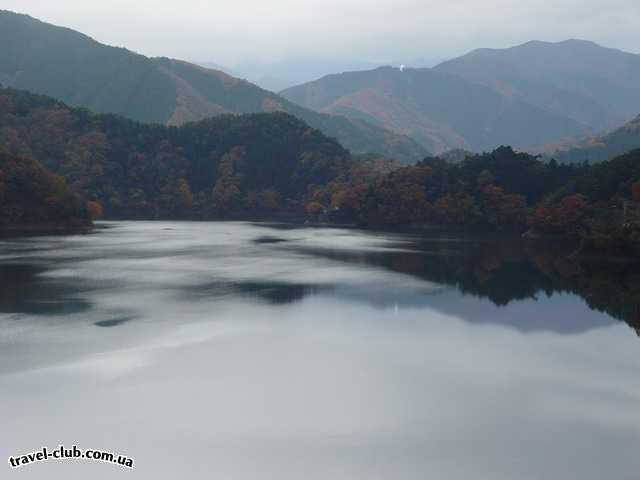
[2,87,639,253]
[308,145,640,252]
[0,88,354,218]
[434,39,640,131]
[281,40,640,154]
[545,114,640,164]
[280,66,588,153]
[0,149,90,229]
[0,10,426,163]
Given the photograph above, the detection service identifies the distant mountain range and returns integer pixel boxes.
[281,66,589,153]
[435,40,640,131]
[3,9,639,164]
[195,58,446,93]
[199,59,381,92]
[543,114,640,164]
[281,40,640,154]
[0,10,426,164]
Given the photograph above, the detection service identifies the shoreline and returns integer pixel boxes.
[0,223,93,237]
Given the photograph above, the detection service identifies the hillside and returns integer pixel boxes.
[434,39,640,131]
[0,88,355,219]
[311,145,640,254]
[2,87,639,254]
[545,114,640,164]
[0,148,90,230]
[281,66,588,153]
[0,10,426,163]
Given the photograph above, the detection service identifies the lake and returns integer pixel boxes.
[1,221,638,479]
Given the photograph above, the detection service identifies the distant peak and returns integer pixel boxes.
[558,38,600,46]
[515,39,602,49]
[464,39,605,57]
[0,10,37,22]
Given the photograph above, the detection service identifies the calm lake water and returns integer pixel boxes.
[1,221,638,479]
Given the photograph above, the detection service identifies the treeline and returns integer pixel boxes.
[2,88,640,253]
[309,146,640,252]
[0,149,90,229]
[0,88,352,219]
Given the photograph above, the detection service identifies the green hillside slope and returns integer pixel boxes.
[0,10,426,163]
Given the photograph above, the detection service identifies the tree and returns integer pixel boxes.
[305,202,325,215]
[632,181,640,202]
[176,179,194,209]
[86,200,104,220]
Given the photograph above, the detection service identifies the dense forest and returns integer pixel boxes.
[1,87,639,254]
[0,148,90,230]
[0,88,354,219]
[309,146,640,253]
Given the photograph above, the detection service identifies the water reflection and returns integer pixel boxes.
[282,235,640,335]
[0,221,638,480]
[0,223,638,334]
[0,263,91,315]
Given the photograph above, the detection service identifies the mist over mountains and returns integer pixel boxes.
[435,39,640,130]
[1,9,639,164]
[281,66,589,153]
[543,114,640,164]
[1,7,640,251]
[0,10,426,164]
[281,39,640,154]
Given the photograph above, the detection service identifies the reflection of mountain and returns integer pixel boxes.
[280,236,640,335]
[0,263,90,314]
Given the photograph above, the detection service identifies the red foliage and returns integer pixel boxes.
[632,181,640,202]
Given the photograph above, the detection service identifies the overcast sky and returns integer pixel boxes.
[1,0,639,66]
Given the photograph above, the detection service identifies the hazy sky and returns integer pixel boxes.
[1,0,639,66]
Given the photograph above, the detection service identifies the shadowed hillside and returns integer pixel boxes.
[435,39,640,131]
[0,148,90,230]
[281,66,588,153]
[0,10,426,163]
[0,88,355,219]
[544,114,640,164]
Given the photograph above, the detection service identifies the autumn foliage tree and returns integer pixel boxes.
[632,181,640,202]
[0,150,89,228]
[86,200,104,220]
[529,194,590,236]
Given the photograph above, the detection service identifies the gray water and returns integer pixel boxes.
[1,221,638,479]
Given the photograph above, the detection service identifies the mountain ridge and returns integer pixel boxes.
[0,86,357,218]
[281,65,589,153]
[434,38,640,130]
[0,10,427,163]
[544,113,640,164]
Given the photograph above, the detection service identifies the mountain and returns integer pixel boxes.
[0,87,355,219]
[0,148,90,230]
[545,114,640,164]
[281,66,588,153]
[229,58,380,91]
[0,10,426,164]
[434,39,640,131]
